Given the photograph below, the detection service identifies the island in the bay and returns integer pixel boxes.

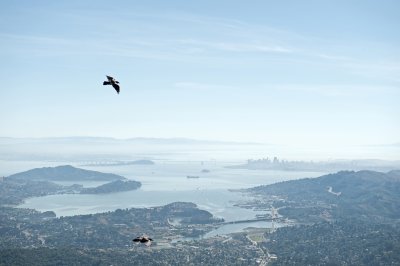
[7,165,126,181]
[0,165,141,205]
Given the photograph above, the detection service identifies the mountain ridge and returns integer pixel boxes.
[248,170,400,221]
[0,136,265,146]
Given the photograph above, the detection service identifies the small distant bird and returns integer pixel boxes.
[133,235,153,246]
[103,75,120,94]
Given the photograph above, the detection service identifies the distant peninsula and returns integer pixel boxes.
[1,166,141,205]
[81,180,141,194]
[7,165,125,181]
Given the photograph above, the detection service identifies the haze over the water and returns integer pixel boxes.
[0,1,399,158]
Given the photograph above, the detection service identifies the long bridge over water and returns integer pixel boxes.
[217,217,284,225]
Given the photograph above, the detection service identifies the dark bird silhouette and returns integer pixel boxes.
[103,75,120,94]
[133,236,153,246]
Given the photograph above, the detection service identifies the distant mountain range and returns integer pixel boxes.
[0,136,263,146]
[0,136,268,162]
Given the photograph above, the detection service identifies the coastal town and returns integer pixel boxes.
[0,165,282,265]
[1,166,400,265]
[0,202,279,265]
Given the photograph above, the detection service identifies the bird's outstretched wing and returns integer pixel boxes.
[112,83,120,94]
[103,81,111,85]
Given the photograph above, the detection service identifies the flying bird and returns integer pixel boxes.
[133,235,153,247]
[103,75,120,94]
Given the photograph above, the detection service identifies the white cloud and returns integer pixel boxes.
[316,53,352,61]
[271,84,399,97]
[174,82,235,91]
[177,39,292,53]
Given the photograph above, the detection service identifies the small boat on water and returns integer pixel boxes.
[186,175,200,179]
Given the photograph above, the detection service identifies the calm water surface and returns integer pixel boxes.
[17,162,324,216]
[10,160,325,235]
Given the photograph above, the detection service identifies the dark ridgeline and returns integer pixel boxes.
[246,170,400,265]
[248,170,400,221]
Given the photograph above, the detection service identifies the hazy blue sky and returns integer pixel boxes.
[1,0,399,147]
